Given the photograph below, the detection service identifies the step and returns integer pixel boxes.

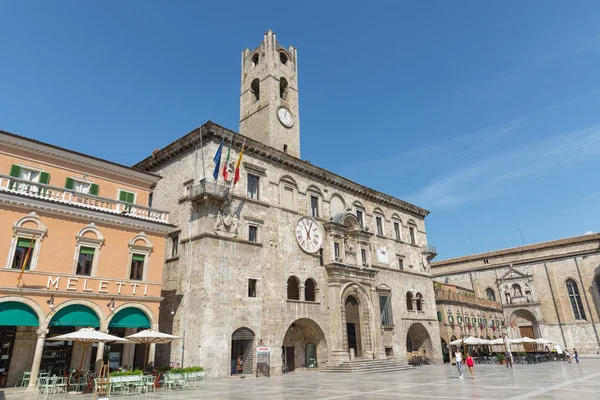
[321,359,415,374]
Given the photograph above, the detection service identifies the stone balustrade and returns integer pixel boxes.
[435,289,502,310]
[0,175,169,224]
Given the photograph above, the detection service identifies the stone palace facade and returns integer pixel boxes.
[133,30,442,378]
[432,233,600,354]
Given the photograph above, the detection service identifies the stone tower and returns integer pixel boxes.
[239,30,300,158]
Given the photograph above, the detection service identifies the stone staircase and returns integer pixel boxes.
[321,358,415,374]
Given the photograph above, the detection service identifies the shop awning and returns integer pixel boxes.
[108,307,151,329]
[49,304,100,327]
[0,302,39,326]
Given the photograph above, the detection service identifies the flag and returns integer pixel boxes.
[17,239,34,286]
[233,139,246,186]
[213,139,224,180]
[222,134,232,180]
[487,319,494,328]
[509,319,515,329]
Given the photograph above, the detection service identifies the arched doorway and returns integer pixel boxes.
[47,303,101,375]
[282,319,327,372]
[406,323,433,359]
[345,295,361,357]
[107,307,152,370]
[231,327,255,375]
[0,301,40,387]
[511,309,538,352]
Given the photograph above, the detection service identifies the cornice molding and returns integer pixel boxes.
[0,131,161,185]
[0,193,172,234]
[133,122,430,218]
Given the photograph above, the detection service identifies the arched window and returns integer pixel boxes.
[287,276,300,300]
[406,292,414,311]
[415,293,423,311]
[280,77,288,100]
[251,78,260,101]
[485,288,496,301]
[280,51,288,64]
[252,53,259,67]
[305,278,316,302]
[306,343,317,368]
[566,279,586,320]
[512,284,522,297]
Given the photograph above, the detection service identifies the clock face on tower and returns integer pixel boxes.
[295,216,322,253]
[277,106,294,128]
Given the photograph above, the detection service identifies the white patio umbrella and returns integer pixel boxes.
[449,336,487,346]
[534,338,554,345]
[125,329,182,368]
[519,337,537,343]
[46,327,130,370]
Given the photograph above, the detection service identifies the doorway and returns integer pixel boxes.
[519,326,535,352]
[344,295,362,357]
[231,328,255,375]
[285,346,295,372]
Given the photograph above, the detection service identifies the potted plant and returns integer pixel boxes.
[496,353,505,365]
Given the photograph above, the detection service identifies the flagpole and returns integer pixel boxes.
[200,126,206,181]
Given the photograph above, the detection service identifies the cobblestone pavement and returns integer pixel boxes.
[3,357,600,400]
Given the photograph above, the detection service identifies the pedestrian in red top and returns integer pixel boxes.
[466,353,475,379]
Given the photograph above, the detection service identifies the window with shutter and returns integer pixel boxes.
[89,184,99,196]
[9,164,22,177]
[65,178,75,190]
[119,190,136,204]
[39,172,50,184]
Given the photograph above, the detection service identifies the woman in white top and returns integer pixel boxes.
[455,351,463,378]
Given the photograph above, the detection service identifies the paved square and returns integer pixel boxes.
[3,358,600,399]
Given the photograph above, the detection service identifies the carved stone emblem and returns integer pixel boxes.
[214,202,240,237]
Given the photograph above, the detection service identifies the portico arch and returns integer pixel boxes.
[282,318,327,371]
[509,308,539,351]
[406,322,433,358]
[340,283,374,358]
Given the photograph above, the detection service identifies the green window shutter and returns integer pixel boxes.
[9,165,22,177]
[39,172,50,184]
[119,190,128,202]
[132,254,145,262]
[80,247,95,255]
[89,184,99,196]
[127,192,135,204]
[17,238,34,248]
[437,311,442,322]
[65,178,75,190]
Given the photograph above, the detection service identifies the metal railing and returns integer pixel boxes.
[435,289,502,310]
[423,245,437,254]
[0,175,169,224]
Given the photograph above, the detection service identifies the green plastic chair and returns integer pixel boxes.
[15,371,31,388]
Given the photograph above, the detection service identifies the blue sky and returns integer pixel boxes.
[1,1,599,259]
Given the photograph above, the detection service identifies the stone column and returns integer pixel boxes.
[299,285,306,302]
[327,283,349,366]
[370,287,387,360]
[27,328,48,389]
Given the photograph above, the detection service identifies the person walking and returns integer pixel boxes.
[574,348,579,363]
[455,350,463,379]
[505,350,513,368]
[466,353,475,379]
[566,349,572,363]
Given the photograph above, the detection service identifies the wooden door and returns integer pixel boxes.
[285,346,295,372]
[519,326,535,352]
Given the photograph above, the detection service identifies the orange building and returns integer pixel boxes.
[0,130,171,387]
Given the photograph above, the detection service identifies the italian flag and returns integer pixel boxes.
[222,135,232,180]
[233,139,246,186]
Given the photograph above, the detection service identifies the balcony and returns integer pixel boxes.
[0,175,169,224]
[423,245,437,261]
[435,289,502,311]
[189,179,230,202]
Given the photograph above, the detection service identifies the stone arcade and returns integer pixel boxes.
[134,30,442,378]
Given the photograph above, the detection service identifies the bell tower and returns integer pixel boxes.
[239,30,300,158]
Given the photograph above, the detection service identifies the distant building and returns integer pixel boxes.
[133,30,443,378]
[432,233,600,353]
[0,130,171,387]
[434,282,503,362]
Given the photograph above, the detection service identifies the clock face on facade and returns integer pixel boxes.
[277,107,294,128]
[295,216,322,253]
